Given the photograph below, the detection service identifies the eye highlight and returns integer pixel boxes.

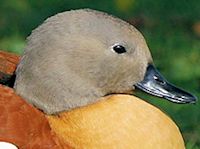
[112,45,127,54]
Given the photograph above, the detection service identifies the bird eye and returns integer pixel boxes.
[112,45,126,54]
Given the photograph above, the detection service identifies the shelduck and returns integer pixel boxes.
[0,9,197,149]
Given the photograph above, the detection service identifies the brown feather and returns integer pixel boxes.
[0,85,62,149]
[0,51,20,75]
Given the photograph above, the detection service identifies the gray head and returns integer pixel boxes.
[14,9,196,114]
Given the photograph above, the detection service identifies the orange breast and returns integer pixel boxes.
[47,95,185,149]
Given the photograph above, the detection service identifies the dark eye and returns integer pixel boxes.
[112,45,126,54]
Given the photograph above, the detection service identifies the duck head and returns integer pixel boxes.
[14,9,197,114]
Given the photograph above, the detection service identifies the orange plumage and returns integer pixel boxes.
[0,84,62,149]
[47,95,185,149]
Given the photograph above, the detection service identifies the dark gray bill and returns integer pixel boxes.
[135,64,197,104]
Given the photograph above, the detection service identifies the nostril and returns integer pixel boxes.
[153,75,165,85]
[175,94,183,99]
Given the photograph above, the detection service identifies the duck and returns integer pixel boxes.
[0,9,197,149]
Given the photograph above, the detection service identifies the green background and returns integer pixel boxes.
[0,0,199,148]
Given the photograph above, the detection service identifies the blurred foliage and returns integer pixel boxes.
[0,0,200,148]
